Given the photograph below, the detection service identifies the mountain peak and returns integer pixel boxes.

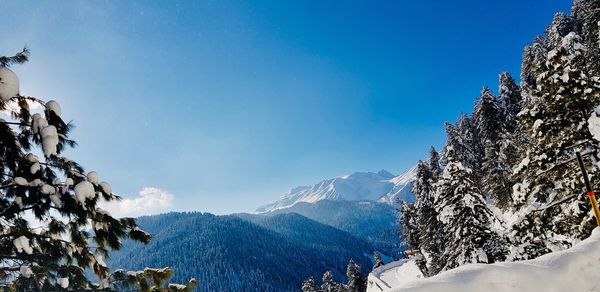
[255,167,416,213]
[377,169,394,178]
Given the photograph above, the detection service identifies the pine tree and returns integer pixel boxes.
[345,260,366,292]
[372,251,385,270]
[302,277,321,292]
[320,271,339,292]
[521,36,548,95]
[447,115,484,183]
[545,13,581,49]
[475,88,505,144]
[422,148,445,275]
[410,157,444,276]
[474,87,512,206]
[511,28,600,258]
[498,72,522,128]
[497,72,525,207]
[428,147,442,179]
[400,201,420,250]
[572,0,600,75]
[435,142,506,272]
[0,50,194,290]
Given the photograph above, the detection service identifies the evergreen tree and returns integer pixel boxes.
[475,88,505,144]
[498,72,522,128]
[320,271,339,292]
[474,87,512,206]
[448,115,484,183]
[301,277,321,292]
[497,72,526,206]
[372,251,385,270]
[512,29,600,258]
[521,36,548,95]
[572,0,600,74]
[435,143,506,272]
[416,147,446,276]
[413,161,436,208]
[411,157,444,276]
[545,12,580,49]
[345,260,366,292]
[400,201,420,251]
[428,146,442,179]
[0,50,194,291]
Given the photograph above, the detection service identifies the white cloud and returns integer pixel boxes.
[100,187,174,218]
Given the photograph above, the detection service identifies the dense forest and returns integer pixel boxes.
[263,200,405,257]
[402,0,600,277]
[109,212,376,292]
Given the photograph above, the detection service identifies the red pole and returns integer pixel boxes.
[576,151,600,227]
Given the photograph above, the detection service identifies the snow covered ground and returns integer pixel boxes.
[368,228,600,292]
[368,259,423,291]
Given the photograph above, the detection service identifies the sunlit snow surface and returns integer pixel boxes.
[368,259,423,291]
[588,105,600,142]
[368,228,600,292]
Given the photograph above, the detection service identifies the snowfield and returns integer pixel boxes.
[368,227,600,292]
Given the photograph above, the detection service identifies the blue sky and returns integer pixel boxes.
[0,1,572,214]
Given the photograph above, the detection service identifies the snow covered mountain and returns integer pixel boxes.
[255,167,417,213]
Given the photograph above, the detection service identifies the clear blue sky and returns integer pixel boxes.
[0,1,572,214]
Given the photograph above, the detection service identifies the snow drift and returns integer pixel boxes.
[369,227,600,292]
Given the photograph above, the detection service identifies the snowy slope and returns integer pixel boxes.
[369,259,423,291]
[368,228,600,292]
[255,167,417,213]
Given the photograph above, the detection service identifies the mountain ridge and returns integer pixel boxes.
[255,167,417,213]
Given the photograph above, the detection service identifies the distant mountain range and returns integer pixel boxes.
[108,168,416,291]
[255,168,416,213]
[253,168,416,257]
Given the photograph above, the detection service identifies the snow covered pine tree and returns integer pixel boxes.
[301,276,320,292]
[372,252,385,270]
[345,259,367,292]
[320,270,340,292]
[511,13,600,259]
[402,151,445,276]
[474,87,512,207]
[435,130,507,272]
[0,49,196,291]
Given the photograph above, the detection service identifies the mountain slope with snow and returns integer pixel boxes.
[256,167,417,213]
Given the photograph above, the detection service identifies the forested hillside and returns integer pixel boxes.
[402,0,600,277]
[237,212,374,265]
[109,212,374,291]
[264,200,405,257]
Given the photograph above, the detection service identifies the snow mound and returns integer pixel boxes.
[45,100,61,116]
[255,167,417,212]
[588,105,600,142]
[369,259,423,291]
[0,67,19,101]
[369,228,600,292]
